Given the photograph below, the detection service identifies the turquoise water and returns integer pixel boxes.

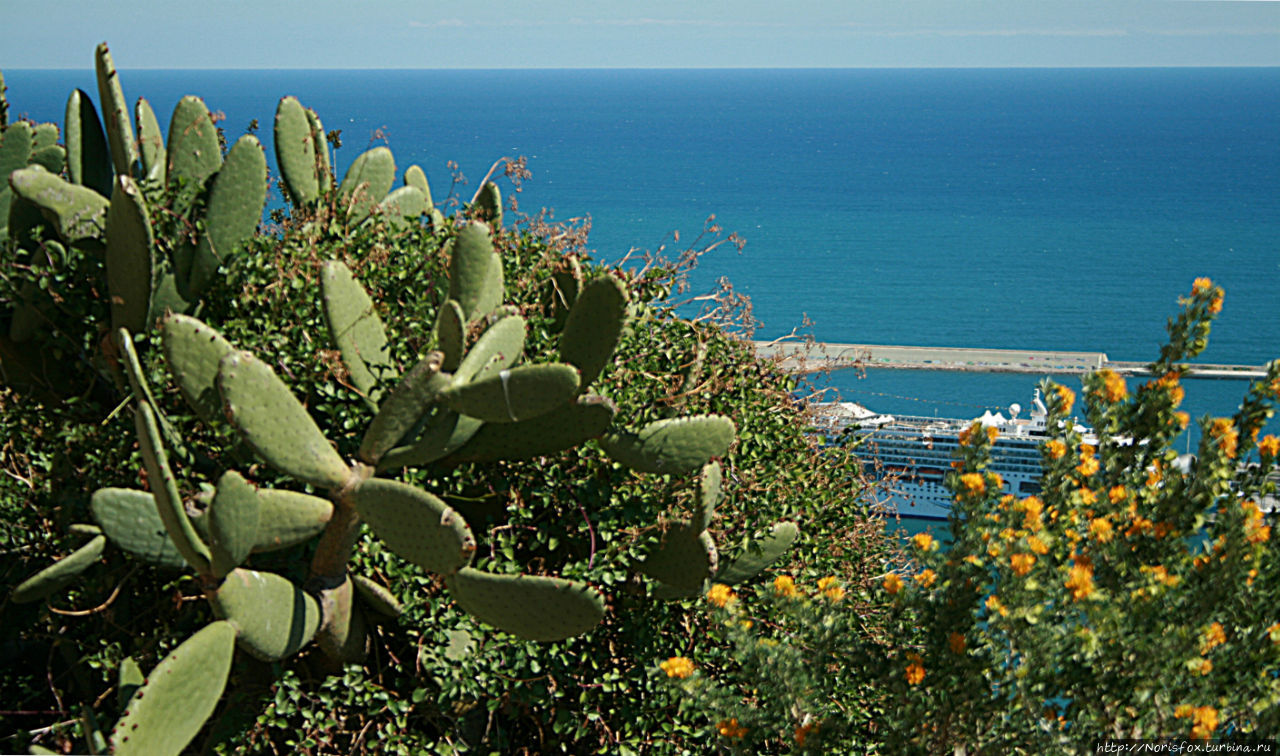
[5,68,1278,437]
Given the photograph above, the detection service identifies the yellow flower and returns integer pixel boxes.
[1191,277,1214,295]
[1175,704,1194,718]
[1200,622,1226,654]
[1065,560,1095,600]
[912,532,936,551]
[1153,372,1185,406]
[1246,523,1271,545]
[1046,439,1067,460]
[773,575,799,598]
[660,656,694,679]
[1194,657,1212,675]
[1108,486,1128,504]
[1208,294,1224,315]
[1098,369,1128,402]
[816,577,845,602]
[1054,385,1076,413]
[1010,553,1035,576]
[915,569,937,588]
[884,573,904,594]
[706,583,737,608]
[1191,706,1219,739]
[1209,418,1239,458]
[985,595,1009,617]
[1089,517,1114,543]
[905,652,925,685]
[948,632,966,654]
[999,527,1016,542]
[1146,564,1180,587]
[1076,456,1100,477]
[1079,488,1098,506]
[959,472,986,497]
[1174,411,1191,428]
[1028,535,1049,555]
[1259,435,1280,458]
[717,718,748,738]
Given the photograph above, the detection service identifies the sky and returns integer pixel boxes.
[4,0,1280,69]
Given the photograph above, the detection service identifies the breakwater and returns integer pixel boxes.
[754,341,1268,380]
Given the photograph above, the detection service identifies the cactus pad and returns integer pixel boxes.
[161,313,236,423]
[10,535,106,603]
[441,363,580,423]
[64,88,112,196]
[446,568,606,641]
[105,176,155,333]
[135,401,212,574]
[90,488,185,569]
[453,313,526,385]
[600,415,736,475]
[639,521,717,593]
[378,410,484,470]
[403,164,434,208]
[207,471,261,578]
[473,181,502,228]
[134,97,165,182]
[558,275,628,389]
[696,461,722,532]
[209,569,321,661]
[350,478,476,575]
[165,96,221,203]
[359,352,447,465]
[321,260,394,402]
[109,620,235,756]
[338,146,395,222]
[187,134,267,298]
[8,168,110,247]
[95,43,138,178]
[443,394,617,464]
[352,574,403,619]
[274,96,320,206]
[448,222,502,323]
[217,350,352,490]
[251,488,334,551]
[375,185,426,227]
[714,521,800,586]
[432,299,466,372]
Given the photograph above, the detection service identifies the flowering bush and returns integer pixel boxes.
[661,280,1280,751]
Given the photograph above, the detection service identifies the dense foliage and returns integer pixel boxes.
[0,54,888,754]
[664,281,1280,752]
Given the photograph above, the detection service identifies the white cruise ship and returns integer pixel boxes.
[815,392,1068,520]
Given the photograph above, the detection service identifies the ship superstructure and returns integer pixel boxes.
[816,392,1070,520]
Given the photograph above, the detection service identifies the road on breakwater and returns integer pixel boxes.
[753,342,1269,380]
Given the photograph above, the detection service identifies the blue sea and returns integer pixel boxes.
[6,68,1279,444]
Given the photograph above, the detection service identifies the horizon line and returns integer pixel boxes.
[8,63,1280,72]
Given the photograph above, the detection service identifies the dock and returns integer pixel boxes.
[752,341,1269,380]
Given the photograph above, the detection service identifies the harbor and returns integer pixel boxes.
[754,341,1270,380]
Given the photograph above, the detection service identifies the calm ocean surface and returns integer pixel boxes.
[6,68,1279,441]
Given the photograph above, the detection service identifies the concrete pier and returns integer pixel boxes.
[753,341,1269,380]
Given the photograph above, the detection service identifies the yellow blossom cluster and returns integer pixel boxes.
[1108,485,1128,504]
[985,594,1009,617]
[1010,553,1035,576]
[1153,372,1186,407]
[717,718,748,738]
[706,583,737,608]
[1175,703,1219,739]
[959,472,986,497]
[912,532,936,552]
[1141,564,1180,587]
[817,576,845,602]
[915,569,937,588]
[1242,501,1271,544]
[905,652,925,685]
[1208,417,1239,458]
[1260,434,1280,458]
[1200,622,1226,654]
[660,656,694,679]
[1054,385,1076,414]
[1076,445,1100,477]
[1065,557,1095,600]
[1046,439,1067,460]
[883,573,904,594]
[1088,517,1114,543]
[1027,534,1050,555]
[1097,369,1128,403]
[773,575,799,598]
